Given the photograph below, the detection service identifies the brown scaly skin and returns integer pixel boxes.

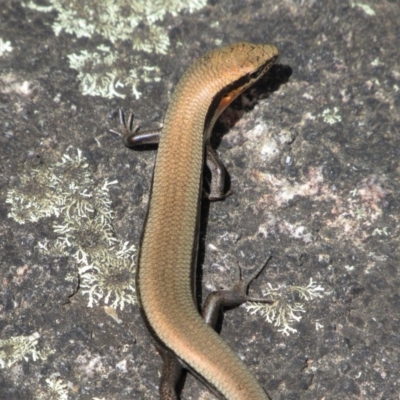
[119,42,279,399]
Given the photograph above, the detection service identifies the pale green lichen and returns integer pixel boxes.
[246,279,324,336]
[321,107,341,125]
[130,25,170,55]
[53,216,117,263]
[6,149,108,224]
[0,38,13,56]
[350,2,376,16]
[371,57,384,67]
[350,188,358,197]
[354,206,366,220]
[0,332,45,368]
[25,0,207,38]
[23,0,207,99]
[37,376,69,400]
[67,48,126,99]
[67,46,161,99]
[6,165,63,223]
[372,227,388,236]
[79,241,137,310]
[37,238,71,258]
[7,149,138,310]
[61,179,116,222]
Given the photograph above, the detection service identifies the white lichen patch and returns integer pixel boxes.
[350,2,376,16]
[25,0,207,39]
[6,165,63,223]
[24,0,207,98]
[321,107,342,125]
[7,148,138,310]
[7,149,117,225]
[37,238,71,258]
[0,38,13,56]
[79,242,137,310]
[130,25,170,55]
[53,216,117,263]
[67,46,161,99]
[246,279,324,336]
[0,332,45,368]
[372,227,388,236]
[6,149,94,223]
[36,376,69,400]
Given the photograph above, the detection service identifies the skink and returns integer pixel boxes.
[118,42,279,400]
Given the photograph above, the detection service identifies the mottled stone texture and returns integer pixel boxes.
[0,1,399,399]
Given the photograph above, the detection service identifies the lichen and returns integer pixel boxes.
[321,107,341,125]
[36,376,69,400]
[0,38,13,56]
[6,149,95,223]
[0,332,45,368]
[350,2,376,16]
[79,241,137,310]
[246,278,325,336]
[23,0,208,99]
[53,216,117,264]
[6,148,137,310]
[6,165,63,223]
[67,46,161,99]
